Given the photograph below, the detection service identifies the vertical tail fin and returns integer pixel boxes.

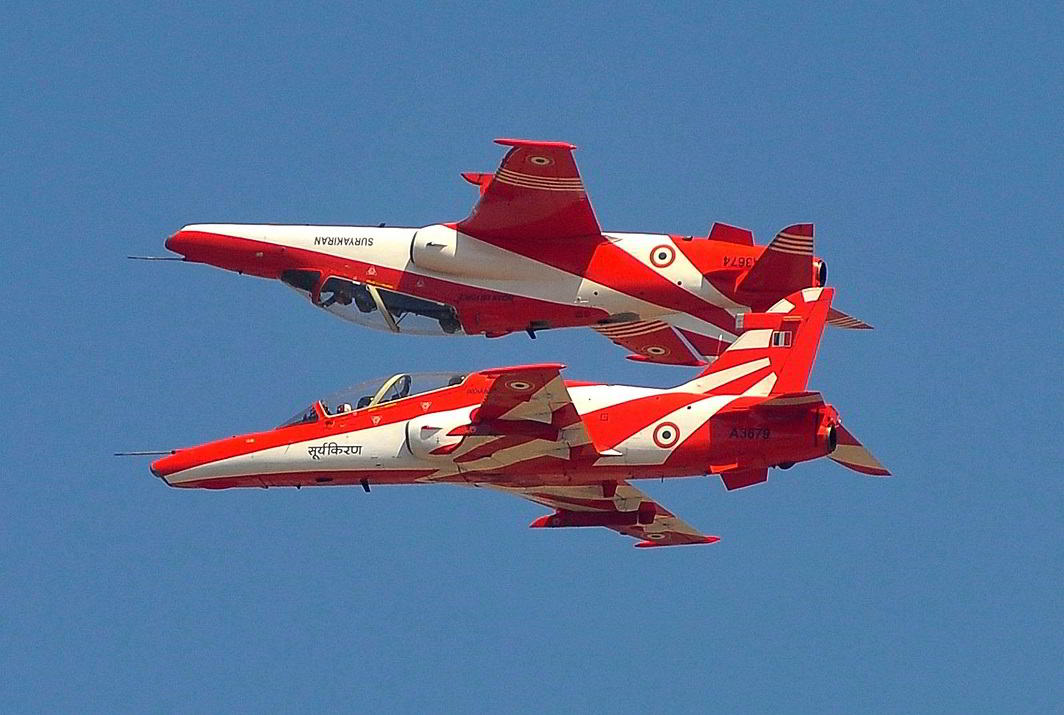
[683,287,833,396]
[738,223,816,297]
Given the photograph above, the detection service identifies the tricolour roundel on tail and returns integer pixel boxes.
[683,287,833,397]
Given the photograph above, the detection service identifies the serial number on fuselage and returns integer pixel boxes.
[729,427,770,439]
[314,236,375,247]
[456,293,515,302]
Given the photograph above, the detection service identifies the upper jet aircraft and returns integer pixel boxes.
[164,139,870,366]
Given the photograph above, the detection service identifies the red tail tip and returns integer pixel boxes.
[780,223,814,238]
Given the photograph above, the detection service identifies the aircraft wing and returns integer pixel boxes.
[457,138,602,242]
[482,482,720,548]
[593,313,737,366]
[472,363,580,429]
[442,364,595,469]
[827,307,873,330]
[592,320,709,367]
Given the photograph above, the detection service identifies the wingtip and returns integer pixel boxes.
[634,535,721,548]
[494,138,578,151]
[626,354,708,367]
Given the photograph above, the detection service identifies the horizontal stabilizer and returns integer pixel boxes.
[830,424,890,476]
[708,222,754,245]
[461,172,493,196]
[719,467,769,491]
[740,391,826,422]
[828,307,873,330]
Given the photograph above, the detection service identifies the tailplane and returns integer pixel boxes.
[683,287,833,397]
[830,424,890,476]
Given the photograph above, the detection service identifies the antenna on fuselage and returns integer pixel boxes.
[114,450,175,456]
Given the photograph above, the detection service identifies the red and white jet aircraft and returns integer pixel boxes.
[163,138,870,366]
[148,288,888,547]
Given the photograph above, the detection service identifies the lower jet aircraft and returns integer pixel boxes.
[148,288,888,548]
[161,138,870,367]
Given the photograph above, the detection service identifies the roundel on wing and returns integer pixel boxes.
[650,244,676,268]
[652,422,680,449]
[528,155,552,166]
[645,346,668,357]
[507,380,533,391]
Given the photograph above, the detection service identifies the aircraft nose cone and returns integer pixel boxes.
[164,227,284,277]
[150,452,181,484]
[164,231,188,255]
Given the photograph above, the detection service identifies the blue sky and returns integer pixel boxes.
[2,1,1060,711]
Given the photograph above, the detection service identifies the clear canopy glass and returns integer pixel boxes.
[278,372,468,428]
[281,271,465,336]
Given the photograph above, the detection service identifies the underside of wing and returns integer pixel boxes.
[592,313,736,366]
[592,320,708,366]
[483,482,719,548]
[457,138,601,242]
[827,307,873,330]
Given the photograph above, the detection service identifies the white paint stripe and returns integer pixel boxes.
[742,373,777,397]
[769,245,813,256]
[591,323,663,336]
[594,326,655,337]
[594,326,666,337]
[597,327,667,340]
[778,232,813,241]
[496,168,583,185]
[773,237,814,248]
[605,233,747,312]
[729,329,772,350]
[494,175,585,189]
[595,323,668,338]
[495,170,584,188]
[681,357,772,394]
[494,176,584,192]
[570,384,671,413]
[670,324,706,362]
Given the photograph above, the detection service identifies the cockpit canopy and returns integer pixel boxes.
[280,270,465,336]
[278,372,468,427]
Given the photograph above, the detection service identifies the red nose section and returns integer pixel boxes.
[166,229,286,278]
[150,448,203,481]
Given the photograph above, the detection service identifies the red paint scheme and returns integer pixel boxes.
[163,138,870,364]
[148,288,889,547]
